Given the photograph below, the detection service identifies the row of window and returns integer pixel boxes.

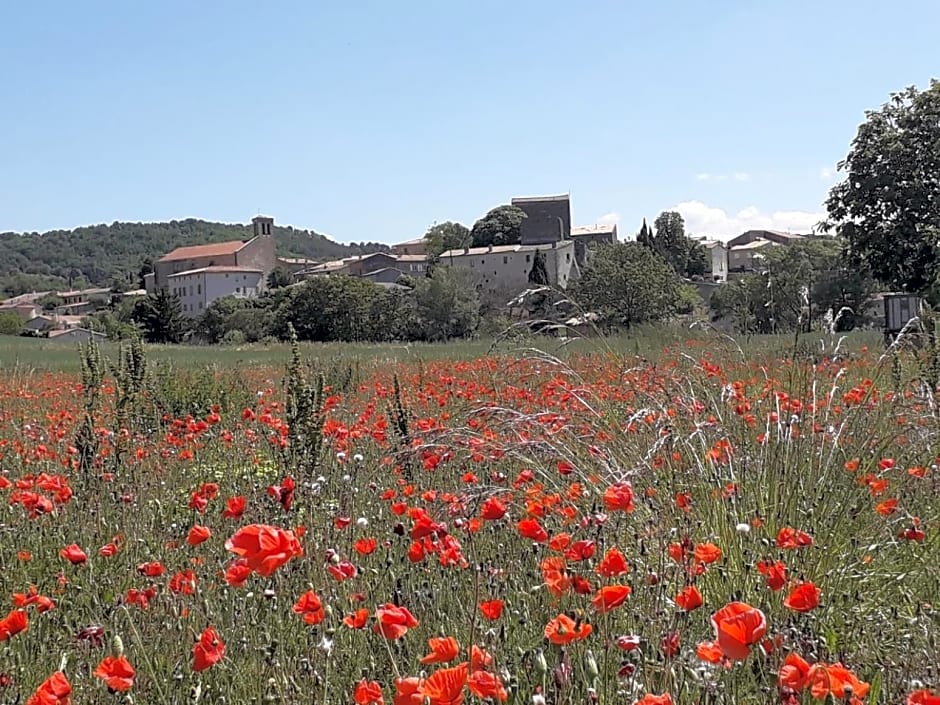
[172,285,202,296]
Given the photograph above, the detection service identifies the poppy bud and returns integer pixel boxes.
[533,649,548,673]
[584,650,599,679]
[111,634,124,658]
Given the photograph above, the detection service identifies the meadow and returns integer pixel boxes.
[0,327,937,705]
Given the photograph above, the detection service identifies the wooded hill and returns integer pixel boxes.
[0,219,388,296]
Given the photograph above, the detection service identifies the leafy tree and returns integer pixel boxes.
[267,267,293,289]
[643,211,706,278]
[571,242,684,329]
[131,290,187,343]
[424,222,471,261]
[528,249,550,286]
[275,276,385,342]
[470,206,526,248]
[414,267,481,341]
[824,80,940,295]
[0,312,22,336]
[637,218,654,247]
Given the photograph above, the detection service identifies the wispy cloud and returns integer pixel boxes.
[673,200,825,240]
[596,212,621,226]
[733,172,751,182]
[694,171,751,183]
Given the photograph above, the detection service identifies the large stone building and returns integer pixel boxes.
[439,240,578,292]
[512,194,571,245]
[167,266,264,317]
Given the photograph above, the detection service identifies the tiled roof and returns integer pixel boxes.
[158,240,246,262]
[168,266,263,277]
[571,224,617,236]
[730,238,774,250]
[439,241,574,258]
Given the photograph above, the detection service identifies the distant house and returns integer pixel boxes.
[512,194,571,245]
[727,229,806,248]
[151,215,276,293]
[390,238,428,257]
[168,266,264,317]
[0,302,41,321]
[439,240,579,292]
[296,252,427,281]
[728,238,775,273]
[58,287,111,308]
[698,239,729,281]
[570,224,618,247]
[276,257,319,275]
[47,328,108,344]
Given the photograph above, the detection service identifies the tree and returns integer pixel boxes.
[414,267,481,341]
[0,312,22,336]
[274,276,386,342]
[824,80,940,295]
[644,211,707,278]
[528,249,550,286]
[423,222,471,261]
[571,243,684,329]
[131,290,187,343]
[470,206,526,248]
[637,218,654,247]
[267,267,292,289]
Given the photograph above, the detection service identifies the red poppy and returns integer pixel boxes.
[267,476,295,511]
[186,525,211,546]
[394,677,425,705]
[635,695,674,705]
[776,527,813,549]
[354,537,378,555]
[94,655,135,692]
[0,610,28,641]
[592,585,631,613]
[517,518,548,543]
[60,544,87,565]
[693,542,722,565]
[756,560,788,591]
[675,585,703,611]
[468,670,508,702]
[564,539,596,561]
[192,627,225,672]
[224,524,303,577]
[354,679,385,705]
[168,570,197,595]
[908,690,940,705]
[344,608,370,629]
[12,586,54,613]
[544,613,593,645]
[222,495,246,519]
[480,497,506,521]
[596,546,630,577]
[419,662,468,705]
[603,482,635,513]
[420,636,460,664]
[808,663,870,700]
[224,559,251,588]
[710,602,767,661]
[137,561,166,578]
[293,590,326,625]
[26,671,71,705]
[783,581,821,612]
[374,604,420,640]
[479,599,504,621]
[778,652,811,691]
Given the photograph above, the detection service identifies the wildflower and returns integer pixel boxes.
[186,525,212,546]
[778,652,811,691]
[293,590,326,625]
[344,608,370,629]
[374,604,420,640]
[776,527,813,549]
[710,602,767,661]
[468,670,508,701]
[0,610,28,641]
[479,599,504,621]
[394,677,425,705]
[26,671,71,705]
[544,613,592,645]
[60,544,87,565]
[783,581,821,612]
[419,662,469,705]
[224,524,303,577]
[222,495,246,519]
[94,655,135,692]
[354,679,385,705]
[675,585,703,611]
[756,560,788,591]
[192,626,225,672]
[591,585,632,613]
[596,546,630,577]
[603,482,635,513]
[420,636,461,664]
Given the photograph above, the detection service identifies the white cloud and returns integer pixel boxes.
[596,212,621,226]
[696,173,714,181]
[695,171,751,183]
[733,171,751,182]
[673,200,825,240]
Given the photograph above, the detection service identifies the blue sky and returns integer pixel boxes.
[2,1,937,242]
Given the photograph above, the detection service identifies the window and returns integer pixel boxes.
[197,284,202,294]
[503,256,508,264]
[566,253,571,262]
[481,259,485,265]
[189,286,193,296]
[225,273,229,278]
[236,287,241,294]
[199,301,203,309]
[526,255,531,263]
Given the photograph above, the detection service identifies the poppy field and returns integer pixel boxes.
[0,333,938,705]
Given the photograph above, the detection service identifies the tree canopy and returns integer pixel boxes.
[638,212,708,278]
[470,206,526,248]
[571,242,685,328]
[824,80,940,296]
[423,222,471,260]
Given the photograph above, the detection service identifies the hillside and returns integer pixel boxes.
[0,219,389,296]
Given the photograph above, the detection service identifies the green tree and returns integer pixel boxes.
[470,206,526,248]
[275,276,385,342]
[131,290,187,343]
[645,211,706,278]
[571,242,684,329]
[267,267,293,289]
[824,80,940,295]
[414,267,481,341]
[528,249,550,286]
[424,222,471,261]
[637,218,654,247]
[0,312,22,336]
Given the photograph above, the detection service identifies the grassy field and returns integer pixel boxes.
[0,326,935,705]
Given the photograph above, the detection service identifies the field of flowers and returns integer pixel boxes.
[0,332,938,705]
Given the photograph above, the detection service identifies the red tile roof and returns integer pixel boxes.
[158,240,246,262]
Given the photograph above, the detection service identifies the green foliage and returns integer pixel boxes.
[710,238,878,333]
[824,80,940,295]
[282,324,328,477]
[572,242,684,328]
[423,221,471,261]
[527,249,550,286]
[266,267,292,289]
[0,219,388,297]
[470,205,526,248]
[132,290,187,344]
[413,266,481,341]
[38,294,64,311]
[0,312,22,336]
[643,211,707,278]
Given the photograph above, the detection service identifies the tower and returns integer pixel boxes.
[252,215,274,238]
